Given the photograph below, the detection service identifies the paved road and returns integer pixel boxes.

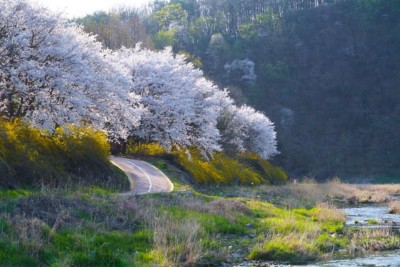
[110,157,173,195]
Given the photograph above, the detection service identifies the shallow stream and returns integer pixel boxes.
[342,205,400,229]
[302,204,400,266]
[300,250,400,266]
[235,203,400,266]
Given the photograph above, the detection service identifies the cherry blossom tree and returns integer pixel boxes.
[0,0,279,159]
[234,105,278,159]
[0,0,142,139]
[217,102,278,159]
[117,46,222,155]
[118,46,278,159]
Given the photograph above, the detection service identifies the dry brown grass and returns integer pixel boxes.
[117,195,228,266]
[152,215,205,266]
[347,228,400,253]
[229,179,400,208]
[182,198,250,222]
[9,215,49,256]
[314,203,346,222]
[283,179,394,204]
[388,200,400,214]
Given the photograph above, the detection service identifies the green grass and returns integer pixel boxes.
[367,219,379,225]
[1,177,400,266]
[0,189,32,200]
[165,206,248,235]
[1,187,343,265]
[148,159,192,191]
[52,229,153,266]
[0,241,36,267]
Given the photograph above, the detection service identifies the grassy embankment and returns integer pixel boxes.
[0,119,128,190]
[0,186,347,266]
[1,132,400,266]
[2,171,400,266]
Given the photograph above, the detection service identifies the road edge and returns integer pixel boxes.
[110,157,135,192]
[110,156,174,194]
[140,160,174,193]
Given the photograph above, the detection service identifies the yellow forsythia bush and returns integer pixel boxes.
[126,142,287,185]
[0,119,113,188]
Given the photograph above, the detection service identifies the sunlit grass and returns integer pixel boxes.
[1,163,400,265]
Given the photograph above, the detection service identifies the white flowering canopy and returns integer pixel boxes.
[234,106,279,159]
[117,47,222,156]
[0,0,142,139]
[0,0,278,159]
[217,101,279,159]
[224,59,257,85]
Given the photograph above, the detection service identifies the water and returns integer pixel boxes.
[235,204,400,267]
[341,206,400,228]
[303,205,400,266]
[301,250,400,266]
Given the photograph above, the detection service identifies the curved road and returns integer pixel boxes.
[110,157,173,195]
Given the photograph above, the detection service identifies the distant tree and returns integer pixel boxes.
[76,8,153,49]
[224,59,257,86]
[153,3,188,30]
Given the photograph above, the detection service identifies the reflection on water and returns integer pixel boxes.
[300,250,400,267]
[341,206,400,227]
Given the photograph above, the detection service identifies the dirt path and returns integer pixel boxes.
[110,156,173,195]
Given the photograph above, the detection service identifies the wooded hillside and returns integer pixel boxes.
[77,0,400,178]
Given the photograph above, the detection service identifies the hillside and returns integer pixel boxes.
[77,0,400,179]
[2,1,400,266]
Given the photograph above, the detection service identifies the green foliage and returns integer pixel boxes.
[247,199,348,263]
[0,219,10,234]
[366,219,379,225]
[261,61,291,85]
[178,51,203,68]
[0,119,124,189]
[315,233,347,252]
[153,29,177,50]
[154,4,188,30]
[2,181,399,265]
[54,125,111,177]
[238,23,258,42]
